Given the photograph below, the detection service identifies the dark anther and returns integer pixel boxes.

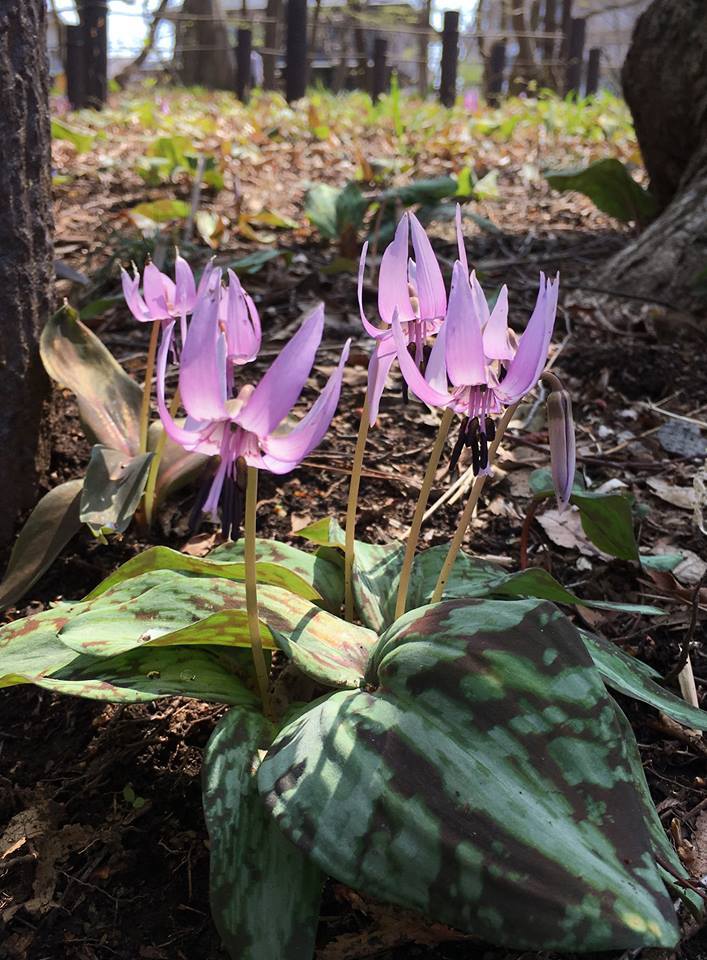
[401,380,409,404]
[471,437,480,475]
[449,417,468,473]
[421,343,432,371]
[479,431,489,470]
[464,416,479,447]
[221,472,243,541]
[498,364,507,383]
[235,455,248,492]
[485,417,496,441]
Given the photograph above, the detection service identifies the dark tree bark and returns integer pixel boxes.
[601,0,707,304]
[0,1,53,551]
[177,0,235,90]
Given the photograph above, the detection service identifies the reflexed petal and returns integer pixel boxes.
[547,388,576,509]
[121,267,153,322]
[196,258,218,300]
[424,320,449,394]
[445,261,487,388]
[391,310,452,408]
[358,243,392,340]
[482,284,514,361]
[238,302,325,437]
[174,253,197,315]
[409,213,446,321]
[261,339,351,469]
[225,269,261,364]
[143,263,174,319]
[366,340,397,425]
[455,204,469,275]
[156,320,220,454]
[496,273,559,403]
[179,277,228,421]
[378,216,414,324]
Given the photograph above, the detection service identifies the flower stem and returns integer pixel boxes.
[431,403,518,604]
[139,321,161,455]
[394,407,454,620]
[245,466,271,715]
[143,388,181,528]
[344,396,370,621]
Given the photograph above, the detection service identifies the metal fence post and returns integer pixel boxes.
[585,46,601,95]
[83,0,107,109]
[65,24,87,110]
[486,41,506,105]
[285,0,308,102]
[372,36,388,101]
[236,27,253,101]
[439,9,459,107]
[564,17,585,96]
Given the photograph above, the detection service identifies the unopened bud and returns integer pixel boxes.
[546,388,575,509]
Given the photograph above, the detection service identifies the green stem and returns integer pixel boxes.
[431,403,518,605]
[139,321,161,455]
[245,466,271,715]
[344,396,370,621]
[394,407,454,620]
[143,387,180,528]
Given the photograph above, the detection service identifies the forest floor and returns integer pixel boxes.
[1,86,706,960]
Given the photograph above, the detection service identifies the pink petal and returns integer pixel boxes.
[424,321,449,394]
[121,267,154,322]
[409,213,447,321]
[238,302,325,437]
[366,342,396,425]
[444,261,487,388]
[156,321,220,454]
[174,253,196,315]
[482,284,514,361]
[496,273,559,403]
[225,269,261,364]
[391,310,452,408]
[143,263,174,319]
[179,276,228,421]
[358,243,392,340]
[455,204,469,275]
[470,271,490,328]
[378,216,415,324]
[261,339,351,469]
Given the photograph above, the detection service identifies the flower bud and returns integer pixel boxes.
[546,388,575,509]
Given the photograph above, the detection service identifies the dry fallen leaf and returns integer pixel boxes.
[536,506,611,558]
[646,476,695,510]
[672,549,707,586]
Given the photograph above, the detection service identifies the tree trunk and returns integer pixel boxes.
[600,0,707,305]
[0,0,53,551]
[177,0,235,90]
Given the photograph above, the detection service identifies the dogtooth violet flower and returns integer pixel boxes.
[391,211,566,494]
[357,211,447,424]
[156,275,350,534]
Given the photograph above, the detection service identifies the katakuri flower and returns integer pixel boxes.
[391,210,561,481]
[121,252,199,344]
[357,211,447,424]
[156,278,350,535]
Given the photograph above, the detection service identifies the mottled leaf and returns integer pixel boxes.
[0,479,83,610]
[40,304,142,455]
[582,631,707,731]
[203,709,322,960]
[210,539,343,612]
[38,646,258,706]
[295,516,346,549]
[260,598,679,951]
[491,568,663,614]
[80,445,154,534]
[0,603,78,689]
[84,545,322,604]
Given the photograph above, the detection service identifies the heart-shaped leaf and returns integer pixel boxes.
[203,708,322,960]
[40,304,142,455]
[259,598,679,951]
[80,445,154,535]
[0,479,83,609]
